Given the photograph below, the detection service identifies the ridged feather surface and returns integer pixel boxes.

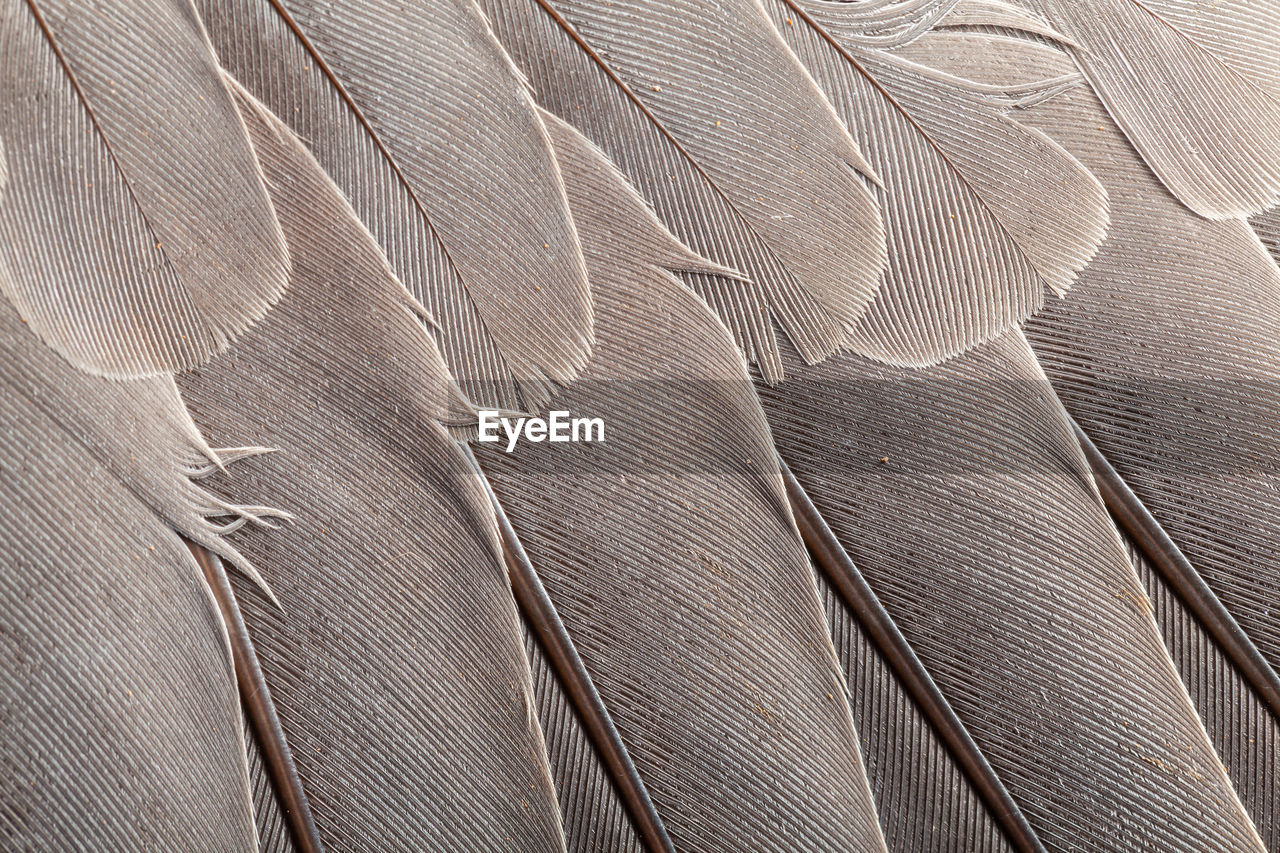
[1126,539,1280,850]
[482,0,847,381]
[527,0,889,337]
[901,30,1280,713]
[212,0,592,408]
[937,0,1077,45]
[1139,0,1280,97]
[196,0,528,411]
[783,0,960,49]
[0,271,277,583]
[769,0,1107,366]
[0,0,288,377]
[755,329,1264,852]
[522,623,643,853]
[815,572,1011,853]
[477,112,887,852]
[1016,0,1280,218]
[243,714,298,853]
[176,87,564,851]
[0,300,255,850]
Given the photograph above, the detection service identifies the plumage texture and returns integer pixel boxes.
[0,0,288,377]
[770,0,1107,365]
[477,112,887,852]
[198,0,591,410]
[177,86,564,851]
[483,0,845,381]
[756,329,1263,852]
[816,572,1011,853]
[938,0,1077,46]
[524,0,889,343]
[902,29,1280,716]
[0,271,281,586]
[1017,0,1280,218]
[8,1,1280,849]
[1127,538,1280,850]
[522,622,643,853]
[0,297,256,850]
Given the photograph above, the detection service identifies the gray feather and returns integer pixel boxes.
[198,0,592,410]
[816,570,1013,853]
[1127,538,1280,850]
[177,85,565,851]
[519,0,889,341]
[902,27,1280,733]
[756,328,1264,852]
[522,622,644,853]
[0,300,256,850]
[771,0,1108,365]
[475,112,888,852]
[1016,0,1280,218]
[0,0,288,377]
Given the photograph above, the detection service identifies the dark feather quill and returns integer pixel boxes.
[177,85,564,850]
[755,328,1264,851]
[475,111,888,852]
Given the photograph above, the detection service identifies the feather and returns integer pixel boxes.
[0,0,288,377]
[1127,536,1280,849]
[483,0,840,382]
[754,328,1264,851]
[1013,0,1280,218]
[1135,0,1280,98]
[764,0,1108,365]
[785,461,1034,852]
[935,0,1078,47]
[522,623,644,853]
[777,0,959,50]
[815,570,1012,853]
[475,111,887,852]
[0,259,285,591]
[474,456,671,851]
[0,298,256,849]
[10,1,1280,849]
[176,84,564,850]
[196,0,590,410]
[487,0,889,363]
[900,27,1280,711]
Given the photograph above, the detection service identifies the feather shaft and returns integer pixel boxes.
[1072,420,1280,719]
[780,459,1046,853]
[189,545,324,853]
[462,445,673,853]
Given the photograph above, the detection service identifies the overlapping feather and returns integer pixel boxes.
[5,0,1280,850]
[483,0,890,380]
[756,328,1263,852]
[767,0,1108,365]
[0,299,261,848]
[195,0,590,410]
[0,0,289,377]
[476,112,888,852]
[175,85,566,851]
[1014,0,1280,218]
